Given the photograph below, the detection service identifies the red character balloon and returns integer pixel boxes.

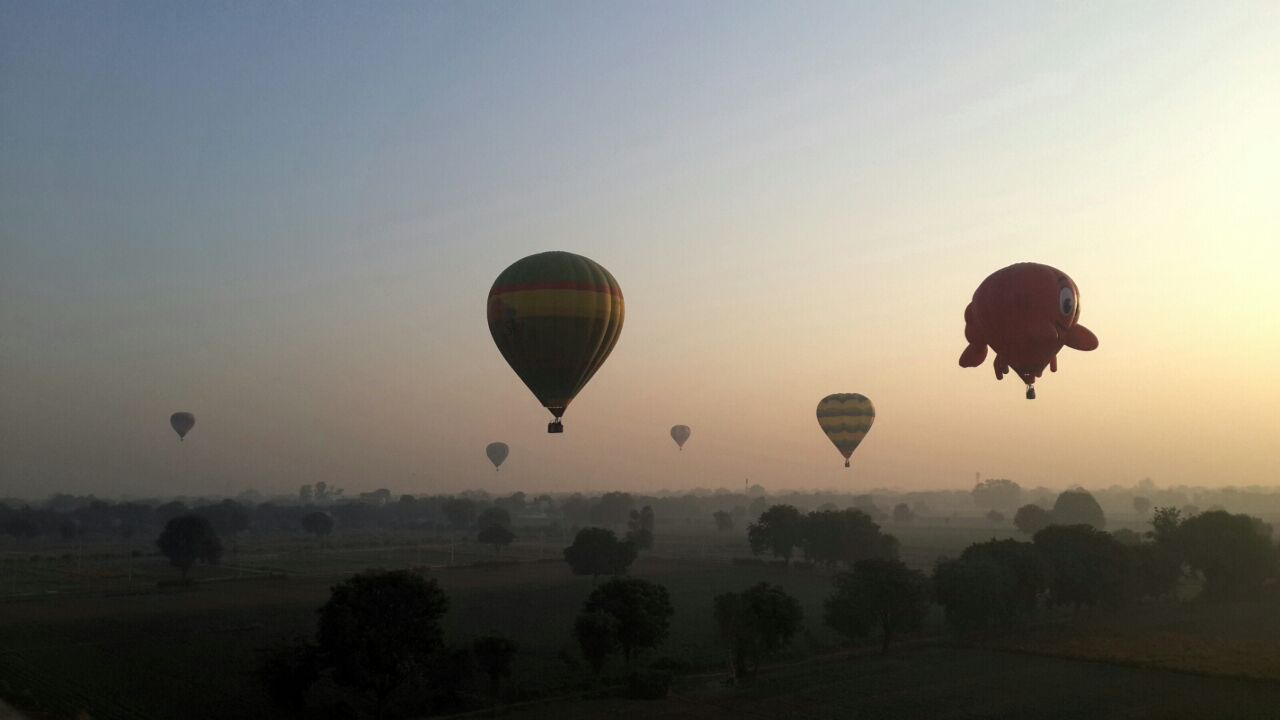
[959,263,1098,399]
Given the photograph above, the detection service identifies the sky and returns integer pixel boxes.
[2,1,1278,499]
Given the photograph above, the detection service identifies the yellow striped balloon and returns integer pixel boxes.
[816,394,875,467]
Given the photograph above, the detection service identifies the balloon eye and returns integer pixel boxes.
[1059,287,1076,316]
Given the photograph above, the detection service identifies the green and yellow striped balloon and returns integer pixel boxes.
[488,251,624,433]
[816,394,875,467]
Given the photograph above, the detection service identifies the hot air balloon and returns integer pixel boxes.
[170,412,195,441]
[958,263,1099,399]
[487,251,624,433]
[816,394,874,468]
[486,442,510,471]
[670,425,691,450]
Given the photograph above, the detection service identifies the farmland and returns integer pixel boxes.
[2,522,1279,720]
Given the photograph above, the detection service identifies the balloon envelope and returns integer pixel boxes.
[170,412,195,440]
[487,251,624,432]
[485,442,510,470]
[670,425,691,450]
[816,394,874,467]
[958,263,1098,398]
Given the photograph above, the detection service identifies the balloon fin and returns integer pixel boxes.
[1063,324,1099,351]
[959,343,987,368]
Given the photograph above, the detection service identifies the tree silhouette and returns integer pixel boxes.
[1014,504,1052,535]
[583,577,673,665]
[563,527,637,581]
[478,523,515,556]
[715,582,803,680]
[156,514,223,582]
[472,635,517,703]
[301,511,334,541]
[972,479,1024,512]
[317,569,449,720]
[746,504,804,564]
[1051,489,1107,529]
[1033,524,1128,609]
[573,610,617,677]
[476,506,512,532]
[713,510,734,533]
[825,559,928,653]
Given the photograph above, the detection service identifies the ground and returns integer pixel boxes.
[1,522,1278,719]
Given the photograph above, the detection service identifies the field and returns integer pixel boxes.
[2,522,1279,719]
[507,646,1280,720]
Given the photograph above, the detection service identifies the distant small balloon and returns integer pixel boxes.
[670,425,691,450]
[816,394,874,468]
[486,442,510,471]
[170,412,195,441]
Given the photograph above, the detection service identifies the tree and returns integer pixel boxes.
[592,492,635,529]
[1,512,41,539]
[299,484,314,505]
[714,583,803,681]
[933,555,1017,642]
[563,527,637,581]
[196,499,250,536]
[892,503,914,524]
[626,506,655,550]
[442,497,478,531]
[560,494,592,528]
[256,641,319,715]
[472,635,518,702]
[583,577,674,665]
[852,495,886,522]
[1033,524,1128,609]
[155,500,188,522]
[1111,528,1143,547]
[301,511,334,540]
[1013,504,1054,532]
[972,479,1023,512]
[1178,511,1276,599]
[478,524,515,556]
[1148,506,1183,546]
[747,505,804,563]
[1133,496,1152,515]
[476,506,512,532]
[713,510,734,533]
[58,519,84,540]
[1051,489,1107,529]
[958,539,1045,619]
[574,610,617,676]
[985,510,1005,525]
[1129,542,1183,600]
[800,509,897,568]
[824,559,928,654]
[317,569,449,720]
[156,514,223,581]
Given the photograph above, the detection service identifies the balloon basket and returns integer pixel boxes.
[1025,385,1036,400]
[547,419,564,434]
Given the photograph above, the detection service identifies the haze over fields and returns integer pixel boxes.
[3,2,1279,499]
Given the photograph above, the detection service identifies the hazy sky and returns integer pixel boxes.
[2,1,1278,499]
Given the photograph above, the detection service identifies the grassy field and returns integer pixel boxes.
[507,645,1280,720]
[2,523,1279,719]
[0,542,864,720]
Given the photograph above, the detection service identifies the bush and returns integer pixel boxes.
[628,670,673,699]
